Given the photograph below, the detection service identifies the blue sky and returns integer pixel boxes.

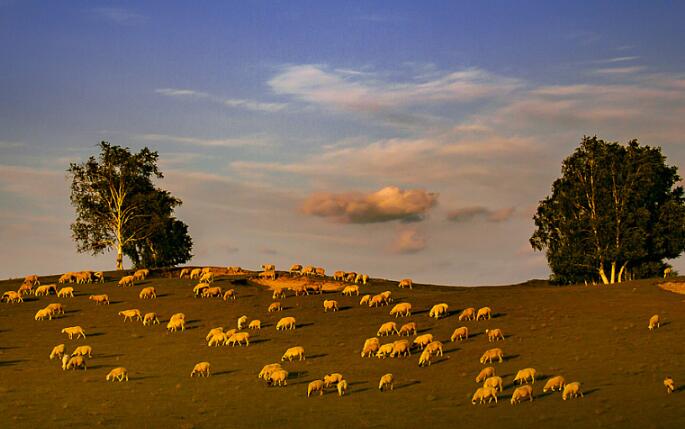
[2,1,685,284]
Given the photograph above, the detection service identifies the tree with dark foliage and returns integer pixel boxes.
[531,136,685,284]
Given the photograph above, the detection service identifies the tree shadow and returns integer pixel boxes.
[395,380,421,390]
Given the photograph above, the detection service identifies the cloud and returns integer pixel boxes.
[93,8,146,26]
[593,66,646,75]
[596,56,640,64]
[301,186,438,224]
[135,133,273,148]
[0,140,24,149]
[155,88,286,113]
[390,228,426,254]
[447,206,516,223]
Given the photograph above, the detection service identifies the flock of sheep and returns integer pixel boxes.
[2,266,675,404]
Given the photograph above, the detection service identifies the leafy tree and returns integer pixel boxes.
[68,141,192,270]
[530,136,685,284]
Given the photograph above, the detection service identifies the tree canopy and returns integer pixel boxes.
[530,136,685,284]
[68,141,192,270]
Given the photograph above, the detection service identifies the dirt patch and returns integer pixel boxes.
[658,281,685,295]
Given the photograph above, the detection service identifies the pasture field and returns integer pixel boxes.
[1,271,684,428]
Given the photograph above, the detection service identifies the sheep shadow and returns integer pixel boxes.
[394,380,421,390]
[187,319,201,325]
[431,357,451,366]
[443,347,460,355]
[261,323,273,328]
[307,353,328,360]
[88,332,106,337]
[21,297,38,302]
[469,332,483,339]
[337,306,353,312]
[416,328,432,334]
[99,353,124,359]
[213,370,238,377]
[0,359,28,367]
[64,309,80,314]
[89,364,117,370]
[156,293,171,298]
[251,338,270,345]
[583,388,600,397]
[660,321,672,328]
[298,322,315,329]
[131,375,160,381]
[413,309,429,315]
[289,370,308,379]
[349,381,368,387]
[492,313,507,319]
[503,354,520,362]
[109,300,124,305]
[351,387,372,395]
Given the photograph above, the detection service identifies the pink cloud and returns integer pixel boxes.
[447,206,516,223]
[390,228,427,254]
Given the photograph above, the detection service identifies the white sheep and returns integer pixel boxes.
[191,362,211,377]
[88,294,109,305]
[479,348,503,364]
[648,314,660,331]
[272,288,286,300]
[413,333,433,350]
[359,295,371,306]
[289,264,303,274]
[133,268,150,281]
[93,271,105,283]
[62,355,86,370]
[44,303,64,316]
[418,349,432,367]
[323,373,344,388]
[258,363,282,380]
[543,375,566,392]
[143,312,159,326]
[192,283,209,297]
[307,380,325,397]
[268,302,282,312]
[118,309,142,322]
[450,326,469,342]
[58,273,76,284]
[379,373,394,391]
[71,345,93,358]
[189,268,202,279]
[486,328,504,342]
[398,278,413,289]
[227,332,250,346]
[24,274,40,286]
[429,303,449,319]
[476,367,496,383]
[376,343,395,359]
[118,276,134,287]
[2,291,23,303]
[281,346,305,361]
[34,284,57,296]
[562,382,583,400]
[664,377,675,394]
[323,300,339,312]
[207,332,227,347]
[179,268,190,279]
[391,340,411,358]
[170,312,185,322]
[425,340,443,357]
[398,322,417,336]
[139,287,156,300]
[223,289,237,301]
[35,308,53,321]
[361,337,380,357]
[514,368,537,385]
[333,271,345,281]
[369,295,385,307]
[267,369,289,386]
[342,285,359,296]
[262,263,276,272]
[377,321,398,337]
[238,315,248,330]
[345,272,357,282]
[484,376,503,393]
[337,379,348,397]
[166,318,185,332]
[202,286,223,298]
[17,283,33,296]
[511,385,533,404]
[49,344,65,360]
[276,316,296,331]
[206,327,225,342]
[315,267,325,277]
[248,320,261,330]
[476,306,492,320]
[258,270,276,280]
[389,302,412,318]
[471,387,498,404]
[106,367,128,382]
[199,271,215,284]
[458,307,476,321]
[61,326,86,339]
[302,266,316,276]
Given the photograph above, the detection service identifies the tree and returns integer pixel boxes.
[530,136,685,284]
[68,141,192,270]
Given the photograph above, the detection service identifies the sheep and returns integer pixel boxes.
[118,276,134,287]
[35,308,53,321]
[476,367,496,383]
[199,271,214,284]
[418,349,432,367]
[342,285,359,296]
[24,274,40,286]
[166,318,185,332]
[49,344,65,360]
[425,340,444,357]
[480,348,504,364]
[333,271,345,281]
[398,322,417,336]
[187,268,201,279]
[377,321,398,337]
[562,382,583,400]
[262,263,275,272]
[71,345,93,358]
[429,303,449,319]
[207,332,227,347]
[170,312,185,322]
[648,314,661,331]
[543,375,566,392]
[193,283,209,297]
[273,288,286,300]
[258,270,276,281]
[248,320,261,330]
[223,289,237,301]
[258,363,282,380]
[458,307,476,321]
[268,302,282,312]
[450,326,469,342]
[227,332,250,347]
[47,303,65,315]
[202,286,222,298]
[237,315,248,330]
[390,302,412,318]
[379,373,394,391]
[345,272,357,282]
[143,312,159,326]
[118,309,142,322]
[391,340,411,358]
[2,291,23,303]
[513,368,537,385]
[307,380,325,397]
[267,369,289,387]
[476,307,492,320]
[139,287,156,300]
[302,266,316,276]
[315,267,326,277]
[359,295,371,306]
[191,362,211,377]
[483,376,503,393]
[471,387,498,404]
[323,300,339,312]
[62,355,86,370]
[201,267,211,274]
[206,327,224,342]
[376,343,395,359]
[664,377,675,394]
[179,268,190,279]
[281,346,305,361]
[337,379,348,397]
[89,294,109,305]
[323,373,344,388]
[17,283,33,296]
[74,272,91,284]
[413,333,433,350]
[106,367,128,382]
[369,295,385,307]
[511,385,534,404]
[398,278,413,289]
[34,284,57,296]
[59,272,77,284]
[93,271,105,283]
[664,267,673,278]
[133,269,150,281]
[486,328,504,342]
[361,337,380,357]
[289,264,303,274]
[61,326,86,339]
[276,316,296,331]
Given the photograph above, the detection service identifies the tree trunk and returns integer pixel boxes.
[610,261,616,284]
[618,262,628,283]
[598,264,609,284]
[116,242,124,271]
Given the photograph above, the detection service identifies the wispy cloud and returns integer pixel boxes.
[93,8,146,26]
[135,133,274,148]
[593,66,646,75]
[155,88,287,112]
[447,206,516,223]
[596,56,640,64]
[0,140,24,149]
[390,227,427,254]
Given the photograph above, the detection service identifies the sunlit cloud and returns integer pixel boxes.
[135,133,274,148]
[447,206,516,223]
[390,227,427,254]
[155,87,287,112]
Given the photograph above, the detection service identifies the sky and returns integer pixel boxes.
[2,1,685,285]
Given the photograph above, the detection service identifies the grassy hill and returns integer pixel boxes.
[1,270,684,429]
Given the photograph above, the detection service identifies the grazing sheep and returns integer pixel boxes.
[376,343,395,359]
[201,267,211,274]
[480,348,504,364]
[206,327,224,342]
[323,300,339,312]
[648,314,661,331]
[476,307,492,320]
[62,355,86,371]
[345,272,357,282]
[199,271,214,284]
[71,345,93,358]
[398,322,417,336]
[281,346,305,361]
[307,380,325,397]
[227,332,250,347]
[24,274,40,286]
[202,286,222,298]
[543,375,566,392]
[315,267,326,277]
[471,387,498,404]
[306,283,323,295]
[143,312,159,326]
[418,348,433,367]
[133,269,150,281]
[276,316,296,331]
[289,264,303,274]
[302,266,316,276]
[207,332,227,347]
[193,283,209,297]
[88,294,109,305]
[429,303,449,319]
[93,271,105,283]
[450,326,469,342]
[166,318,185,332]
[458,307,476,321]
[377,321,398,337]
[361,337,380,358]
[258,270,276,281]
[237,315,248,330]
[413,333,433,350]
[34,308,53,321]
[511,385,534,404]
[248,320,261,330]
[189,268,202,279]
[59,272,77,284]
[262,263,275,272]
[398,278,413,289]
[379,373,394,391]
[2,291,23,303]
[333,271,345,281]
[139,287,156,300]
[664,377,675,394]
[223,289,237,301]
[179,268,190,279]
[514,368,537,385]
[46,303,65,316]
[342,285,359,296]
[17,283,33,296]
[170,312,185,322]
[34,284,57,296]
[268,369,289,387]
[49,344,65,360]
[562,382,583,400]
[191,362,211,377]
[486,328,504,342]
[118,276,134,287]
[323,373,344,388]
[484,376,503,393]
[476,367,496,383]
[106,367,128,382]
[425,340,443,357]
[292,284,309,296]
[61,326,86,339]
[369,295,385,307]
[359,295,371,306]
[390,302,412,318]
[268,302,282,312]
[258,363,282,380]
[118,309,142,322]
[337,379,348,397]
[391,340,411,358]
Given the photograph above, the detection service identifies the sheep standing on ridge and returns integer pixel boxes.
[93,271,105,283]
[289,264,303,275]
[199,272,214,284]
[398,278,413,289]
[24,274,40,286]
